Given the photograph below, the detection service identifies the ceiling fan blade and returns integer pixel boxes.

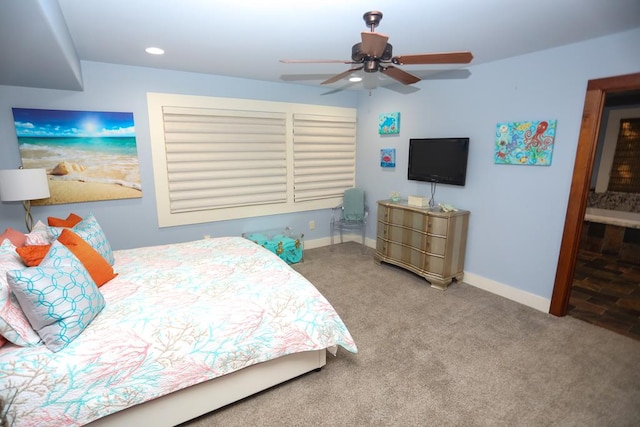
[361,32,389,58]
[393,51,473,65]
[321,66,364,85]
[280,59,353,64]
[380,66,421,85]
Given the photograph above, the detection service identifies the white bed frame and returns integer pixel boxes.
[86,349,327,426]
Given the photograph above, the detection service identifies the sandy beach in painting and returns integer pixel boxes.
[18,136,142,205]
[34,180,142,205]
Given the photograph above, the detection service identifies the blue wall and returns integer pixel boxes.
[0,62,358,249]
[355,28,640,301]
[1,28,639,305]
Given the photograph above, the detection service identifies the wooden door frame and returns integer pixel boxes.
[550,72,640,316]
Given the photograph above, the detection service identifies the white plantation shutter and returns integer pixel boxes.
[162,106,287,213]
[147,93,357,227]
[293,114,356,202]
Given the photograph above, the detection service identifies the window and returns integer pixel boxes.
[293,113,358,202]
[594,107,640,193]
[608,118,640,193]
[147,93,357,227]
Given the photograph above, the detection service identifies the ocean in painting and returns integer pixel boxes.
[18,136,141,190]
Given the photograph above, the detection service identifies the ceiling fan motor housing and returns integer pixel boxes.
[364,60,378,73]
[351,42,393,62]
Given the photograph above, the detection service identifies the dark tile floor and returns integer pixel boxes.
[568,249,640,341]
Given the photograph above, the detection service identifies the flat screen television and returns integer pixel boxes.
[408,137,469,186]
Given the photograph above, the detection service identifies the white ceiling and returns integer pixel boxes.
[1,0,640,91]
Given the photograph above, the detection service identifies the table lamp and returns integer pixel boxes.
[0,168,51,232]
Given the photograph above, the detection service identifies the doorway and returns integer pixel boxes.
[550,72,640,319]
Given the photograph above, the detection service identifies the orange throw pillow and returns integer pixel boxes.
[48,213,83,228]
[57,229,117,287]
[16,245,52,266]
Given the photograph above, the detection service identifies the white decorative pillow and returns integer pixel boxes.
[24,220,51,246]
[0,239,41,346]
[48,213,115,265]
[7,241,106,352]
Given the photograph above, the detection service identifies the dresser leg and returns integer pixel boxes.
[428,278,451,290]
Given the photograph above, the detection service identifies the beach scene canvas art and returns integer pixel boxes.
[12,108,141,205]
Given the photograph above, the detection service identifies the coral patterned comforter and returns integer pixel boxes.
[0,237,357,426]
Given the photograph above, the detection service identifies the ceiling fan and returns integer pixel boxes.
[280,11,473,86]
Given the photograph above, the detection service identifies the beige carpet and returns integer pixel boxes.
[185,242,640,426]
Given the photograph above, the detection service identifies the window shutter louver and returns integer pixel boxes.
[293,114,356,202]
[162,106,287,213]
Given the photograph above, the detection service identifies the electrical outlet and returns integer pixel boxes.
[203,234,210,239]
[309,220,315,230]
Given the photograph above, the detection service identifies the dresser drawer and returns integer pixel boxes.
[383,241,426,267]
[425,236,446,255]
[380,207,428,230]
[425,255,444,275]
[378,222,426,248]
[427,216,449,236]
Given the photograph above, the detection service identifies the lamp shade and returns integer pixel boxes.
[0,168,51,202]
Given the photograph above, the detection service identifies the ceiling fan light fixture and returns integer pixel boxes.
[349,76,363,82]
[145,47,165,55]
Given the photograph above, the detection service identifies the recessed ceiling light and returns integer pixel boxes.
[349,76,362,82]
[145,47,165,55]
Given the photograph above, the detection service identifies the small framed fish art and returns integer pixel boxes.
[379,112,400,135]
[380,148,396,168]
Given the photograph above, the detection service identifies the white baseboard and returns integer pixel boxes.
[462,272,551,313]
[304,237,331,249]
[304,234,375,250]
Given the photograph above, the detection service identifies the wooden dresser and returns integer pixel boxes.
[374,200,469,289]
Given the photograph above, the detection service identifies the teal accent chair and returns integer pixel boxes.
[330,188,368,253]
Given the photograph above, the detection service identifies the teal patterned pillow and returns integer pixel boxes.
[7,241,106,352]
[48,213,115,265]
[0,239,42,346]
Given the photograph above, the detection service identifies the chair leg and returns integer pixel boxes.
[361,227,366,254]
[330,223,335,251]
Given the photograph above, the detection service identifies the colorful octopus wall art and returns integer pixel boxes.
[494,119,557,165]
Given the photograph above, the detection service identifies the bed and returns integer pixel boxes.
[0,221,357,427]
